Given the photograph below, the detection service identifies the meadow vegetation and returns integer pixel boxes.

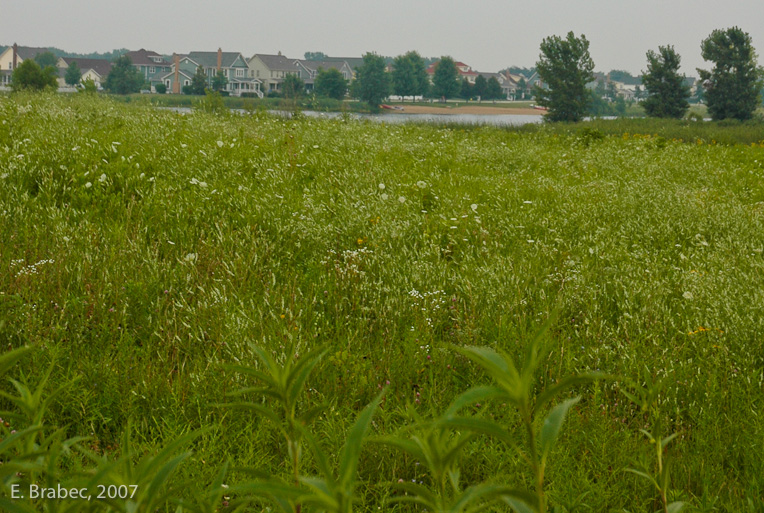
[1,93,764,511]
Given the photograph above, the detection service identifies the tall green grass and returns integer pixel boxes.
[1,93,764,511]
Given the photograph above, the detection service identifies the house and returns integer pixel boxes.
[294,60,353,91]
[161,49,261,96]
[247,52,301,93]
[56,57,112,88]
[121,49,172,89]
[0,44,55,86]
[426,60,479,84]
[476,72,513,99]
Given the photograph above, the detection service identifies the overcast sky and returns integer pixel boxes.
[7,0,764,76]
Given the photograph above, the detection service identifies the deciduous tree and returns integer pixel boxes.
[104,55,142,94]
[11,59,58,92]
[34,51,57,69]
[535,31,595,122]
[697,26,764,120]
[392,51,429,99]
[282,73,305,99]
[189,66,208,95]
[485,77,503,100]
[641,45,690,118]
[212,70,228,92]
[352,53,391,110]
[473,75,487,99]
[314,67,347,100]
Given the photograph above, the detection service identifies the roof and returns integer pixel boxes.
[297,60,346,73]
[60,58,112,77]
[251,53,297,71]
[187,51,245,68]
[14,46,55,61]
[324,57,364,70]
[122,49,171,67]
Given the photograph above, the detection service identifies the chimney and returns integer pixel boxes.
[217,48,222,71]
[173,53,180,94]
[12,43,18,70]
[278,51,281,56]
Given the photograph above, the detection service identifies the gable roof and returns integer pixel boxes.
[15,46,55,61]
[251,53,297,71]
[122,49,171,67]
[60,57,112,77]
[187,51,246,68]
[296,60,347,73]
[323,57,364,70]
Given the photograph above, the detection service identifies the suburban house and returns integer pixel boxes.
[426,60,479,84]
[247,53,302,93]
[0,44,54,86]
[161,49,261,96]
[122,49,172,89]
[323,57,364,78]
[476,71,514,99]
[56,57,112,88]
[294,59,353,91]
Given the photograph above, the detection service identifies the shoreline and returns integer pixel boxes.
[384,105,543,116]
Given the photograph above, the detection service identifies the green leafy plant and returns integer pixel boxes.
[622,370,685,513]
[223,342,326,510]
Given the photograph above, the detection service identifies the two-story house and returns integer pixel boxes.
[247,53,302,93]
[0,44,54,86]
[122,49,172,90]
[294,60,353,92]
[161,49,261,96]
[56,57,113,88]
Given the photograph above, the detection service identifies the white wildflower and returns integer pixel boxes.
[379,183,386,190]
[416,181,427,189]
[398,196,406,203]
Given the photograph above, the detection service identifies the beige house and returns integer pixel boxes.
[0,44,54,86]
[56,57,112,88]
[248,53,301,93]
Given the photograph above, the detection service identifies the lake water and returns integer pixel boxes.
[164,107,544,127]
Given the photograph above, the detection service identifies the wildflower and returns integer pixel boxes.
[217,140,224,147]
[683,291,693,300]
[99,173,107,183]
[416,180,427,188]
[471,203,478,212]
[381,193,388,201]
[378,183,386,190]
[85,182,92,188]
[398,196,406,203]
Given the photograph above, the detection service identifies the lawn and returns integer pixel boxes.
[1,93,763,512]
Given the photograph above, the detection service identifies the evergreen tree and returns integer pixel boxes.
[432,56,460,99]
[212,70,228,92]
[189,66,208,95]
[104,55,142,94]
[352,53,391,110]
[535,31,595,122]
[473,75,487,99]
[698,26,764,120]
[459,78,473,100]
[485,77,504,99]
[314,67,347,100]
[65,61,82,86]
[641,45,690,118]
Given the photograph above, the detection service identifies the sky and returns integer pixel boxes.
[6,0,764,77]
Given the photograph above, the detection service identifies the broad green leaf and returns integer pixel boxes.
[624,468,659,489]
[285,347,326,407]
[539,397,580,460]
[338,393,382,488]
[437,416,515,446]
[457,346,522,400]
[503,495,538,513]
[666,501,686,513]
[661,432,679,449]
[534,373,604,413]
[391,481,439,507]
[0,346,32,378]
[443,385,506,417]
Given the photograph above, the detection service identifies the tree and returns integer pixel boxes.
[535,31,595,122]
[11,59,58,91]
[304,51,328,61]
[473,75,487,99]
[314,67,347,100]
[698,27,764,121]
[459,78,473,100]
[34,51,57,69]
[516,77,527,99]
[392,51,429,99]
[352,52,391,110]
[282,73,305,99]
[641,45,690,118]
[65,61,81,86]
[486,77,504,99]
[104,55,142,94]
[188,66,208,95]
[432,56,460,99]
[212,70,228,92]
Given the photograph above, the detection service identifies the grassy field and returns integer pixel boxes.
[2,93,764,512]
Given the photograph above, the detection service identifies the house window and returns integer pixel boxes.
[149,67,155,74]
[236,69,244,77]
[165,80,170,87]
[184,80,190,86]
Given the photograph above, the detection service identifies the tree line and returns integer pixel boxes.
[535,26,764,122]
